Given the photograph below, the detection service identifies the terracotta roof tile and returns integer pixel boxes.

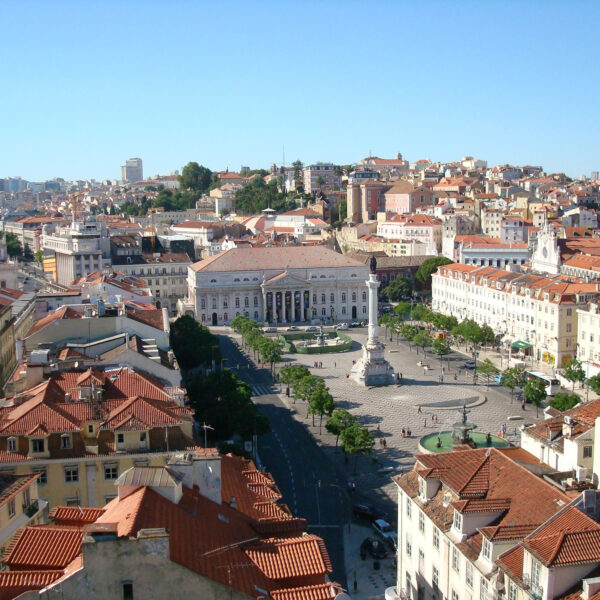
[0,571,63,600]
[49,506,106,526]
[271,583,340,600]
[2,525,83,570]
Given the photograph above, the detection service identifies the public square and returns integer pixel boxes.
[270,327,543,502]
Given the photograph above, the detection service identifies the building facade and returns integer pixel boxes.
[432,263,600,367]
[180,246,370,325]
[120,157,143,183]
[303,163,342,194]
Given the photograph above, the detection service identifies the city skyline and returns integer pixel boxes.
[2,1,599,181]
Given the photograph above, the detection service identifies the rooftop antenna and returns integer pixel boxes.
[282,145,286,168]
[201,422,214,449]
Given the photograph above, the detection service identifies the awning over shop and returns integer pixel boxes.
[511,340,532,350]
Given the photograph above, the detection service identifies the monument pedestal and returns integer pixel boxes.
[349,271,395,387]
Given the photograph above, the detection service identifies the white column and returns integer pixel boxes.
[291,290,296,322]
[367,274,380,344]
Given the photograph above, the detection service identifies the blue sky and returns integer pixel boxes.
[2,1,599,181]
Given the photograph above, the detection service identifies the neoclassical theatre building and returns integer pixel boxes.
[179,246,370,325]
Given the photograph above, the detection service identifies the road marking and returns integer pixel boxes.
[315,484,321,525]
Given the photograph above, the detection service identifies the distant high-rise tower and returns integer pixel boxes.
[121,158,143,183]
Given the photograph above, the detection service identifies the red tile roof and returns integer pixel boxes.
[2,525,83,570]
[49,506,106,526]
[0,571,63,600]
[26,306,83,337]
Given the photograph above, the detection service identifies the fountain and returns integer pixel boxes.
[419,403,509,454]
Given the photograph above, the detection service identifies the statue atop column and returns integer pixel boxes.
[350,264,395,387]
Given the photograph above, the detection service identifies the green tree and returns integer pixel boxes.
[412,331,433,356]
[292,160,304,194]
[186,369,269,441]
[401,324,418,347]
[394,302,411,318]
[309,385,335,433]
[381,277,413,301]
[477,358,500,388]
[292,375,323,412]
[1,232,23,258]
[563,358,586,392]
[34,250,44,263]
[340,423,375,473]
[258,337,283,375]
[410,305,432,323]
[415,256,453,288]
[234,177,292,214]
[480,324,495,349]
[549,392,580,411]
[325,408,356,448]
[432,336,450,364]
[169,315,221,371]
[502,367,525,402]
[179,162,212,193]
[524,378,547,417]
[589,374,600,396]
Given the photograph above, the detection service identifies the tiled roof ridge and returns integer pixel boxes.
[457,453,490,496]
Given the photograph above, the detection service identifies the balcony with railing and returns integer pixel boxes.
[521,574,543,600]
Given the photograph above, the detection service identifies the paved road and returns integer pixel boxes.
[218,334,348,588]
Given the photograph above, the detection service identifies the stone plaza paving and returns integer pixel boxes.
[271,327,544,505]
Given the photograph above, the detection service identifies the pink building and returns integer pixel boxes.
[377,213,443,251]
[384,181,434,214]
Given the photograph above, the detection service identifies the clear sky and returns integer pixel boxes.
[2,1,599,181]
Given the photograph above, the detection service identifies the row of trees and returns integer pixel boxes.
[279,364,374,471]
[230,316,283,375]
[0,231,24,258]
[168,316,269,443]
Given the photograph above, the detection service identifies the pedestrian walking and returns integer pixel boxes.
[400,372,403,382]
[377,424,381,431]
[454,373,457,381]
[407,428,411,437]
[402,428,406,437]
[441,375,444,383]
[417,405,422,414]
[383,438,387,449]
[334,362,336,368]
[424,419,427,428]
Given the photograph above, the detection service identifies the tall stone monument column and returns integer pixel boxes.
[350,257,395,386]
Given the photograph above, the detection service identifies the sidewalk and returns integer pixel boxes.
[344,524,396,600]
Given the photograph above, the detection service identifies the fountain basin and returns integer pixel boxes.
[419,431,509,454]
[279,332,353,354]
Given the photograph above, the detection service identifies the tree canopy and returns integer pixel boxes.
[524,377,547,416]
[178,162,213,193]
[415,257,453,288]
[381,277,413,301]
[549,392,580,412]
[169,315,221,371]
[234,177,295,214]
[0,231,23,258]
[562,358,586,391]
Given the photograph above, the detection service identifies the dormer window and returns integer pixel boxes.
[482,537,491,560]
[418,477,425,498]
[7,437,17,452]
[31,439,44,453]
[452,510,462,531]
[61,434,72,449]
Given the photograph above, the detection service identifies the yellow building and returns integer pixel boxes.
[0,299,16,394]
[0,472,48,554]
[0,366,194,509]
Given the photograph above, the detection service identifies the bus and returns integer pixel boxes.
[524,370,561,396]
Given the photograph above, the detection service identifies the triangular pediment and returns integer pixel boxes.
[263,271,309,287]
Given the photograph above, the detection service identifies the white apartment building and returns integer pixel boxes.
[393,447,571,600]
[113,252,191,315]
[42,218,111,286]
[179,246,369,326]
[481,208,505,237]
[121,157,143,183]
[454,236,530,268]
[432,263,600,368]
[577,302,600,377]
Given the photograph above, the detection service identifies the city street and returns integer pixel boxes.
[215,325,547,592]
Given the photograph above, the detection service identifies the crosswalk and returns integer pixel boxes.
[251,384,276,397]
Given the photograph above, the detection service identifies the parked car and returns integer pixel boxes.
[264,327,277,333]
[350,321,362,328]
[463,360,477,370]
[335,322,349,331]
[493,374,504,384]
[305,326,319,332]
[372,519,398,550]
[360,537,388,560]
[286,326,300,331]
[352,503,385,522]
